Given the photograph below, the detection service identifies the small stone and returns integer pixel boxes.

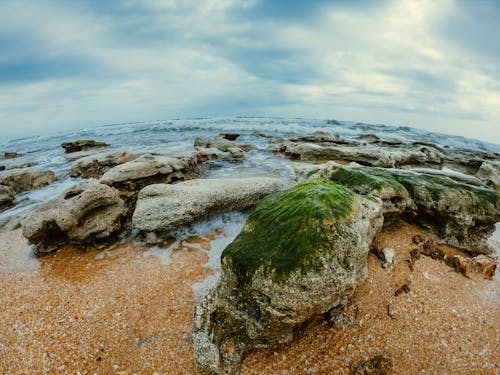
[351,355,393,375]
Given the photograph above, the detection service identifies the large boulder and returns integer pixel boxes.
[21,180,126,255]
[69,150,139,179]
[132,177,287,233]
[0,184,15,210]
[0,169,56,193]
[192,179,383,374]
[61,139,108,153]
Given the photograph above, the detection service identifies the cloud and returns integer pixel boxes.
[0,0,499,144]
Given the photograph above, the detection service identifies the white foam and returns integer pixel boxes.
[144,244,175,265]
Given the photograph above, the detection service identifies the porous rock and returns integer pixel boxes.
[298,164,500,255]
[0,169,56,193]
[132,177,287,233]
[0,184,15,210]
[21,180,126,255]
[61,139,108,153]
[476,161,500,191]
[100,153,199,206]
[194,137,255,153]
[191,179,383,374]
[69,150,139,179]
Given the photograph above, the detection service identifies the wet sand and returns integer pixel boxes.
[0,224,498,374]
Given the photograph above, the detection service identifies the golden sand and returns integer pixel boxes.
[0,224,498,374]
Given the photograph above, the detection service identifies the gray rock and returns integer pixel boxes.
[21,180,126,255]
[0,169,56,194]
[100,153,199,206]
[191,179,383,374]
[133,177,287,233]
[297,163,500,255]
[476,161,500,191]
[69,150,139,179]
[61,139,108,153]
[271,140,444,168]
[0,184,15,210]
[194,137,255,153]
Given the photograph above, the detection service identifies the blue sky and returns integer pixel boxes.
[0,0,499,143]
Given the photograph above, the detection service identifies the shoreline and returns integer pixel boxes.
[1,223,498,374]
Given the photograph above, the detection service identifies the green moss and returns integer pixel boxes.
[221,179,356,284]
[327,167,407,196]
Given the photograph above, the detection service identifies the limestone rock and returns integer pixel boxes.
[191,179,383,374]
[3,152,23,159]
[271,140,444,168]
[100,153,199,206]
[69,150,139,179]
[194,137,255,153]
[476,161,500,191]
[0,169,56,193]
[298,164,500,255]
[0,184,15,210]
[21,180,126,255]
[61,139,108,153]
[132,177,287,233]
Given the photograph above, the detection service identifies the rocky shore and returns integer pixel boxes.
[1,129,499,374]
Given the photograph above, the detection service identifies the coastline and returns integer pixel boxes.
[1,223,498,374]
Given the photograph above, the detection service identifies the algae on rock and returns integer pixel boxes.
[192,179,383,374]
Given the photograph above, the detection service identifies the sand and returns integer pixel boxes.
[0,224,498,374]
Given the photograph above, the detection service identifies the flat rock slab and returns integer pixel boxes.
[132,177,287,233]
[0,169,56,194]
[61,140,108,153]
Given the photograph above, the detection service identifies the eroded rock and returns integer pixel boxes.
[0,169,56,194]
[21,180,126,255]
[0,184,15,210]
[476,161,500,191]
[192,179,383,374]
[298,164,500,255]
[61,139,108,153]
[69,150,139,179]
[132,177,287,233]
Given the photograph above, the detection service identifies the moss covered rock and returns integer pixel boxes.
[297,164,500,255]
[192,179,383,374]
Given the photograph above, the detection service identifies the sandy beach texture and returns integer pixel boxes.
[0,223,498,374]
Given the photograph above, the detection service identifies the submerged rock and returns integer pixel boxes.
[194,136,255,154]
[69,150,139,179]
[61,139,108,153]
[3,152,23,159]
[21,180,126,255]
[0,169,56,194]
[132,177,287,233]
[192,179,383,374]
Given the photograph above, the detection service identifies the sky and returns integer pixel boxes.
[0,0,499,144]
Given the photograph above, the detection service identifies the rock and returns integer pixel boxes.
[61,139,108,153]
[271,139,444,168]
[299,164,500,255]
[194,137,255,153]
[0,165,5,171]
[100,153,199,206]
[220,133,240,141]
[476,161,500,191]
[0,184,16,210]
[3,152,23,159]
[21,180,126,255]
[288,131,357,145]
[394,171,500,255]
[132,177,287,233]
[0,169,56,193]
[351,355,393,375]
[69,150,139,179]
[191,179,383,374]
[407,167,485,187]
